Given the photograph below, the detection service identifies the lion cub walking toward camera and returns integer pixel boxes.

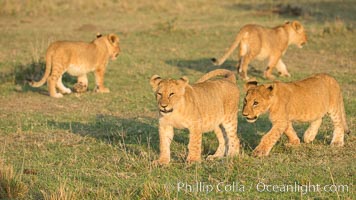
[150,69,240,165]
[242,73,349,157]
[29,33,120,98]
[212,21,307,80]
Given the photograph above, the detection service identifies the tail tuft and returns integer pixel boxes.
[211,58,219,65]
[26,78,34,86]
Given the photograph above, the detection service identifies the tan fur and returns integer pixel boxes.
[29,33,120,98]
[150,69,240,165]
[212,21,307,80]
[242,73,349,157]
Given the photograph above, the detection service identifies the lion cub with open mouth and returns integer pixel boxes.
[242,73,349,157]
[150,69,240,165]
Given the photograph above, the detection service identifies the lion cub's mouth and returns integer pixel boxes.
[160,108,173,114]
[111,53,119,60]
[246,116,257,123]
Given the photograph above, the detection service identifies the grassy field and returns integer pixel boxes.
[0,0,355,199]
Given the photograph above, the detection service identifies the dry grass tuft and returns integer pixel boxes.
[0,163,28,199]
[41,182,77,200]
[323,18,353,35]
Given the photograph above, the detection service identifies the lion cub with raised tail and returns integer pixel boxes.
[212,21,307,80]
[150,69,240,165]
[242,74,349,157]
[29,33,120,98]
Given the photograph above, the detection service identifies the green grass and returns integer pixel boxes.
[0,0,355,199]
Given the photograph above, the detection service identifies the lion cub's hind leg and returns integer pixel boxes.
[303,119,322,144]
[237,41,255,80]
[47,74,63,98]
[207,126,227,161]
[56,75,72,94]
[329,110,345,147]
[223,119,240,157]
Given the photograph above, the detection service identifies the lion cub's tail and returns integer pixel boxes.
[211,32,246,66]
[196,69,236,84]
[29,51,52,87]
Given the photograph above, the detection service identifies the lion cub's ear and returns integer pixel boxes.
[108,34,119,44]
[96,33,103,38]
[261,83,276,97]
[177,76,189,87]
[244,80,258,92]
[292,21,303,32]
[150,75,162,91]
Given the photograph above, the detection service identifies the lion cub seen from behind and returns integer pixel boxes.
[212,21,307,80]
[150,69,240,165]
[242,73,349,157]
[29,33,120,98]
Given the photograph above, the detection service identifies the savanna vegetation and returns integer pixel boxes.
[0,0,355,199]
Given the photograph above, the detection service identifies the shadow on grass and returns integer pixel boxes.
[238,115,272,151]
[238,114,336,150]
[11,60,77,94]
[165,58,264,80]
[47,113,283,157]
[47,114,191,156]
[229,1,356,22]
[47,113,326,157]
[165,58,235,74]
[48,115,160,152]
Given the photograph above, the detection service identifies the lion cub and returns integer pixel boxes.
[29,33,120,98]
[150,69,240,165]
[212,21,307,80]
[242,74,349,157]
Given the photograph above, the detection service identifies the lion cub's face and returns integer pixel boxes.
[150,75,189,116]
[286,21,308,48]
[242,82,274,123]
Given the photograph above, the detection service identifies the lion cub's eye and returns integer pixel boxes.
[157,93,162,97]
[169,93,175,97]
[253,101,259,106]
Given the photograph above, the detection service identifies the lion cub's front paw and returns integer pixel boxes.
[152,158,170,166]
[206,154,223,161]
[63,88,72,94]
[51,93,64,98]
[94,86,110,93]
[186,155,201,163]
[330,140,344,147]
[279,72,291,78]
[252,146,270,157]
[285,139,300,147]
[239,73,249,81]
[264,74,276,80]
